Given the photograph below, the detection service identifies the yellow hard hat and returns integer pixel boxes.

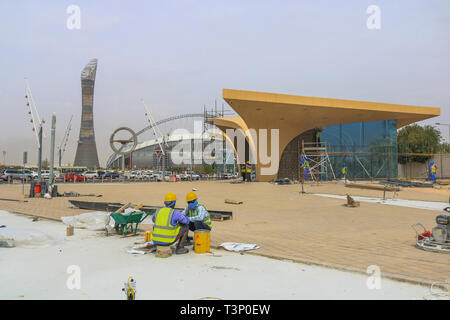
[164,192,177,202]
[186,191,198,202]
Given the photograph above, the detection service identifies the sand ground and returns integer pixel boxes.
[0,180,449,285]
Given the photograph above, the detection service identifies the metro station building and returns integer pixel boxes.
[214,89,441,182]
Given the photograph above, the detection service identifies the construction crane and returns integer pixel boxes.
[24,78,45,183]
[141,99,169,174]
[58,115,73,167]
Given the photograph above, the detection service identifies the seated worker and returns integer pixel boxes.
[182,192,212,236]
[151,192,190,254]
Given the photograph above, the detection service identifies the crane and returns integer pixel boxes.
[58,115,73,167]
[141,99,169,174]
[24,78,45,182]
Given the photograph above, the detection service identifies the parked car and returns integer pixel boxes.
[130,171,143,179]
[65,171,85,182]
[103,171,120,179]
[1,169,33,181]
[82,171,98,179]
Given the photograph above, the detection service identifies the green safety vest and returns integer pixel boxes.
[241,166,246,173]
[246,165,251,173]
[342,167,347,174]
[151,207,180,244]
[316,132,321,138]
[187,204,212,228]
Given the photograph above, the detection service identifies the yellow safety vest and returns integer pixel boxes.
[187,204,212,228]
[246,165,251,173]
[151,207,180,244]
[241,166,246,173]
[431,165,437,173]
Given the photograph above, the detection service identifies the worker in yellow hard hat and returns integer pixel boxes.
[182,192,212,238]
[241,163,246,182]
[245,161,252,182]
[151,192,190,254]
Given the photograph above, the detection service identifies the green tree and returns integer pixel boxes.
[438,142,450,153]
[397,124,441,164]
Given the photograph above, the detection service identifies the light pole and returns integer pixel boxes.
[435,122,450,145]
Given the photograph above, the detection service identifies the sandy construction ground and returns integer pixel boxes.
[0,180,449,286]
[0,210,438,300]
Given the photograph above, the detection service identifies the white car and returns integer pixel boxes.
[31,170,60,179]
[130,171,149,179]
[83,171,98,178]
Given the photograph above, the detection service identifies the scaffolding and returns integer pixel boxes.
[299,140,336,182]
[203,101,236,174]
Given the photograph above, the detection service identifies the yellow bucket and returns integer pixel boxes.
[194,229,210,254]
[145,231,152,242]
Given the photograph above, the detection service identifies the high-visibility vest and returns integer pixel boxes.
[316,131,321,139]
[301,160,308,169]
[151,207,180,244]
[431,164,437,173]
[246,165,251,173]
[241,166,246,173]
[186,204,212,228]
[342,167,347,174]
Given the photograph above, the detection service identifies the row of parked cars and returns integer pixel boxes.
[1,168,237,182]
[0,169,61,181]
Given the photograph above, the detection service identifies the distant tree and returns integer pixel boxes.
[438,142,450,153]
[397,124,441,164]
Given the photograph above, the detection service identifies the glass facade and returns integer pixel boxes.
[321,119,398,179]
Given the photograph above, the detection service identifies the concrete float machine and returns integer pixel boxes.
[412,207,450,253]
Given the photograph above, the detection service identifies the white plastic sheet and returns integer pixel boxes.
[61,211,111,230]
[0,227,63,248]
[220,242,260,252]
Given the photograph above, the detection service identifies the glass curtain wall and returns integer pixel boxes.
[321,120,397,179]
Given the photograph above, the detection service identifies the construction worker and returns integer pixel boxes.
[241,164,246,181]
[342,162,347,181]
[315,128,322,146]
[182,192,212,234]
[429,161,437,182]
[300,155,309,180]
[151,192,190,254]
[245,161,252,182]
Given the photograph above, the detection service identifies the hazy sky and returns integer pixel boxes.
[1,0,449,167]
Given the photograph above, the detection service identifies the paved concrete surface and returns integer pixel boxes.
[0,210,438,300]
[0,181,449,285]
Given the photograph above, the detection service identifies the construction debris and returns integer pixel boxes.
[61,191,103,197]
[0,198,29,203]
[220,242,260,252]
[61,211,111,230]
[225,199,243,205]
[127,241,156,254]
[345,194,360,207]
[345,183,400,192]
[66,226,74,236]
[271,178,292,185]
[379,180,434,188]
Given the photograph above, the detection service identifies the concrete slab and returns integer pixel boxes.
[0,210,437,300]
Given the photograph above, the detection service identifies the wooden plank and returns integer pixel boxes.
[345,183,400,192]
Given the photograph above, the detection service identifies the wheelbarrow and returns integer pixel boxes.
[108,203,156,237]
